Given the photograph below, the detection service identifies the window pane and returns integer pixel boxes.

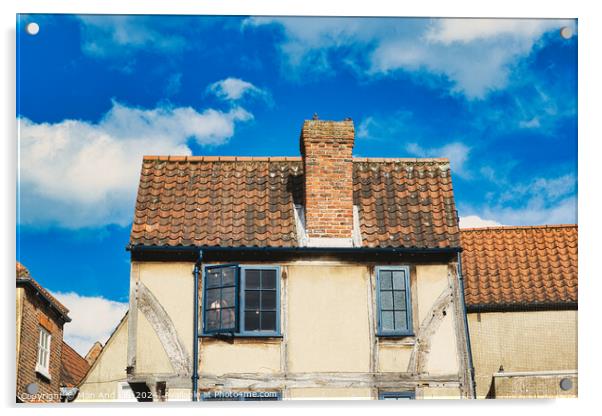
[392,271,406,290]
[222,287,235,308]
[261,311,276,331]
[205,288,221,309]
[221,308,236,329]
[261,270,276,289]
[205,310,220,331]
[380,291,393,309]
[380,271,392,290]
[206,270,221,288]
[222,267,236,286]
[246,270,260,289]
[261,290,276,310]
[245,310,260,331]
[245,290,260,309]
[394,311,407,330]
[393,290,406,310]
[381,311,394,331]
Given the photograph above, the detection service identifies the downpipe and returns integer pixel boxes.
[192,250,203,401]
[457,252,477,399]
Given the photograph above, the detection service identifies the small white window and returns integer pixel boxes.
[117,382,137,402]
[35,327,51,378]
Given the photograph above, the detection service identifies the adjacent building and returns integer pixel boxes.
[461,225,578,398]
[16,262,72,402]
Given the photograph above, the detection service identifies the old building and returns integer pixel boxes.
[16,262,72,402]
[115,119,474,401]
[77,313,134,402]
[60,341,91,401]
[461,225,578,398]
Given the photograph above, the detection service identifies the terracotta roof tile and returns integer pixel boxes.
[130,157,459,249]
[460,225,577,310]
[16,262,70,319]
[61,341,90,387]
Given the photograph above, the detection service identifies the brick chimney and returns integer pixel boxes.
[300,119,355,246]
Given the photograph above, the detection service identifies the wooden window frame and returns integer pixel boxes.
[35,326,51,379]
[202,264,281,337]
[375,266,413,337]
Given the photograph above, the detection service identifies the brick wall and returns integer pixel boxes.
[16,288,65,403]
[300,119,355,239]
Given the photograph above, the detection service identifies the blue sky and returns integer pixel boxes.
[16,15,577,353]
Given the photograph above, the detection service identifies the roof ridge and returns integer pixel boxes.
[142,155,450,163]
[461,224,577,232]
[143,156,302,162]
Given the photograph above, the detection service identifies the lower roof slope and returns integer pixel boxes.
[61,341,90,387]
[461,225,577,311]
[129,156,460,249]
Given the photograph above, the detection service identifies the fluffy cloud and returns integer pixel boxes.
[460,173,577,226]
[207,77,269,102]
[406,142,472,179]
[18,101,252,228]
[459,215,502,229]
[245,17,575,98]
[51,291,128,356]
[77,15,187,58]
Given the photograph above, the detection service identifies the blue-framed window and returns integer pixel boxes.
[202,265,280,336]
[376,266,413,336]
[201,391,281,401]
[203,265,239,334]
[379,391,415,400]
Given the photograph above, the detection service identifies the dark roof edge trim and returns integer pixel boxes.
[126,244,462,256]
[16,278,72,322]
[466,302,578,313]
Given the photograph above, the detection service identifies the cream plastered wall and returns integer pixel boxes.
[420,386,462,399]
[288,388,373,400]
[286,264,371,373]
[137,262,194,357]
[376,264,460,378]
[133,262,194,376]
[199,339,281,375]
[426,313,460,375]
[467,309,578,398]
[77,316,128,402]
[136,312,174,374]
[128,260,463,399]
[415,265,450,323]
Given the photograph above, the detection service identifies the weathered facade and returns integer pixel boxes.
[114,119,474,401]
[461,225,578,398]
[16,262,72,403]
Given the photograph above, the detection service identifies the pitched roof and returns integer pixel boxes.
[61,341,91,387]
[16,262,71,320]
[460,225,578,311]
[129,156,459,249]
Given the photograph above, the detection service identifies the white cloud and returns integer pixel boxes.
[424,19,569,44]
[246,17,575,98]
[356,111,414,140]
[207,77,268,102]
[406,142,472,179]
[470,195,577,226]
[51,291,128,356]
[460,173,577,226]
[18,101,253,228]
[77,15,186,58]
[459,215,502,229]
